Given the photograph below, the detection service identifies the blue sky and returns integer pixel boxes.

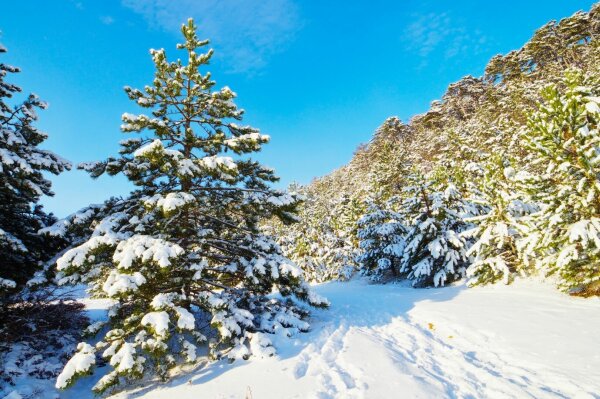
[0,0,596,216]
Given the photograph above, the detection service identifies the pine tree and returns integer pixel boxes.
[326,194,363,278]
[276,190,359,283]
[53,20,327,393]
[400,169,471,287]
[365,117,413,201]
[464,156,536,285]
[290,224,356,283]
[0,44,71,292]
[521,70,600,295]
[357,199,407,281]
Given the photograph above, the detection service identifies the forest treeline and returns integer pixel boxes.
[271,5,600,296]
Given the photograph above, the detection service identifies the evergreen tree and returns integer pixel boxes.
[283,224,356,283]
[400,170,471,287]
[53,20,327,393]
[276,190,359,283]
[0,44,71,292]
[365,117,413,201]
[464,156,536,285]
[522,70,600,295]
[357,199,407,281]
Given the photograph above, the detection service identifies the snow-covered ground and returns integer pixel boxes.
[6,279,600,399]
[115,279,600,399]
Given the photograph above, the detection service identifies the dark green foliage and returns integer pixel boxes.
[0,44,70,292]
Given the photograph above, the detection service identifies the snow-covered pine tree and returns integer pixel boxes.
[53,20,328,393]
[400,169,471,287]
[365,117,413,202]
[0,44,71,292]
[276,190,359,283]
[464,155,536,285]
[357,198,407,281]
[325,194,363,278]
[283,223,356,283]
[521,70,600,295]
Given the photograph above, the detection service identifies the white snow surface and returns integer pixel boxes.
[6,279,600,398]
[113,279,599,399]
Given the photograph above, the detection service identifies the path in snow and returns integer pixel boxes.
[110,279,600,399]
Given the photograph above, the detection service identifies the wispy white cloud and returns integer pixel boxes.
[403,12,488,65]
[121,0,301,74]
[100,15,115,25]
[70,0,84,10]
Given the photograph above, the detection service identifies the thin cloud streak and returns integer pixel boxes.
[100,15,115,25]
[121,0,301,74]
[403,12,489,67]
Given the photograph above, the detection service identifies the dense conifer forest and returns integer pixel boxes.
[272,5,600,296]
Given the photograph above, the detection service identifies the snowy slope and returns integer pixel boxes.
[100,279,599,399]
